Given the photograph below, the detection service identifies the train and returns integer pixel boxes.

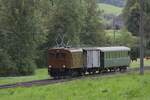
[48,46,131,78]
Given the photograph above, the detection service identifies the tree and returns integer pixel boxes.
[47,0,85,47]
[0,0,44,75]
[123,0,150,39]
[115,30,138,47]
[80,0,106,46]
[34,0,54,67]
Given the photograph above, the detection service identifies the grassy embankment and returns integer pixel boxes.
[0,59,149,85]
[98,3,123,15]
[1,71,150,100]
[0,68,49,85]
[131,59,150,68]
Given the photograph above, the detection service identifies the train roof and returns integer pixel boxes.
[48,48,82,53]
[98,46,131,52]
[83,46,131,52]
[68,48,82,52]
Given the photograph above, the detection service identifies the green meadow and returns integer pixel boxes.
[98,3,123,15]
[1,71,150,100]
[0,59,149,85]
[0,68,49,85]
[131,59,150,68]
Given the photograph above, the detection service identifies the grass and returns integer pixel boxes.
[98,3,123,15]
[0,59,149,85]
[1,71,150,100]
[105,30,122,38]
[131,59,150,68]
[0,68,49,85]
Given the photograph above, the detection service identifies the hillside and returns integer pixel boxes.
[97,0,126,7]
[98,3,123,15]
[98,3,124,29]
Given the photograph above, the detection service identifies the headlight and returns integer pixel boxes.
[62,65,66,68]
[48,65,52,68]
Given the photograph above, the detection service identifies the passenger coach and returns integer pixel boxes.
[83,46,130,73]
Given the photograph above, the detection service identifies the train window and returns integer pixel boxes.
[108,52,110,59]
[120,51,123,57]
[120,51,122,58]
[49,53,55,58]
[123,51,124,57]
[116,52,118,58]
[117,52,119,58]
[120,51,121,57]
[110,52,112,59]
[125,52,127,57]
[124,52,126,57]
[122,51,124,57]
[120,51,122,57]
[106,53,108,59]
[114,52,115,58]
[109,52,111,59]
[115,52,117,58]
[113,52,115,58]
[124,52,125,57]
[56,53,65,59]
[121,51,122,57]
[126,52,128,57]
[116,52,117,58]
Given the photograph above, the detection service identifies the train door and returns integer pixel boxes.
[85,50,100,68]
[87,51,93,68]
[92,51,100,68]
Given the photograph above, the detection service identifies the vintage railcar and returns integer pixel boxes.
[48,46,131,78]
[83,46,131,73]
[99,47,130,70]
[48,48,83,77]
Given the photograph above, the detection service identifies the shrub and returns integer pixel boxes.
[17,58,36,76]
[0,49,36,76]
[0,49,17,77]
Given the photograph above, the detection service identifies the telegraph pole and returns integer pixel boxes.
[139,0,144,75]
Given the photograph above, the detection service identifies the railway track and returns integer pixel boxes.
[0,66,150,89]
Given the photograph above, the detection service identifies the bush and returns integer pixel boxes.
[17,58,36,76]
[130,47,139,61]
[0,49,36,76]
[0,49,17,77]
[35,49,48,68]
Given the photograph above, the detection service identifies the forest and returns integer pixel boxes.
[0,0,149,76]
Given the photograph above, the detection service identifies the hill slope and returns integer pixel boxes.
[98,3,123,15]
[97,0,126,7]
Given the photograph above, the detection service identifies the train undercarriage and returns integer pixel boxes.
[48,66,128,79]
